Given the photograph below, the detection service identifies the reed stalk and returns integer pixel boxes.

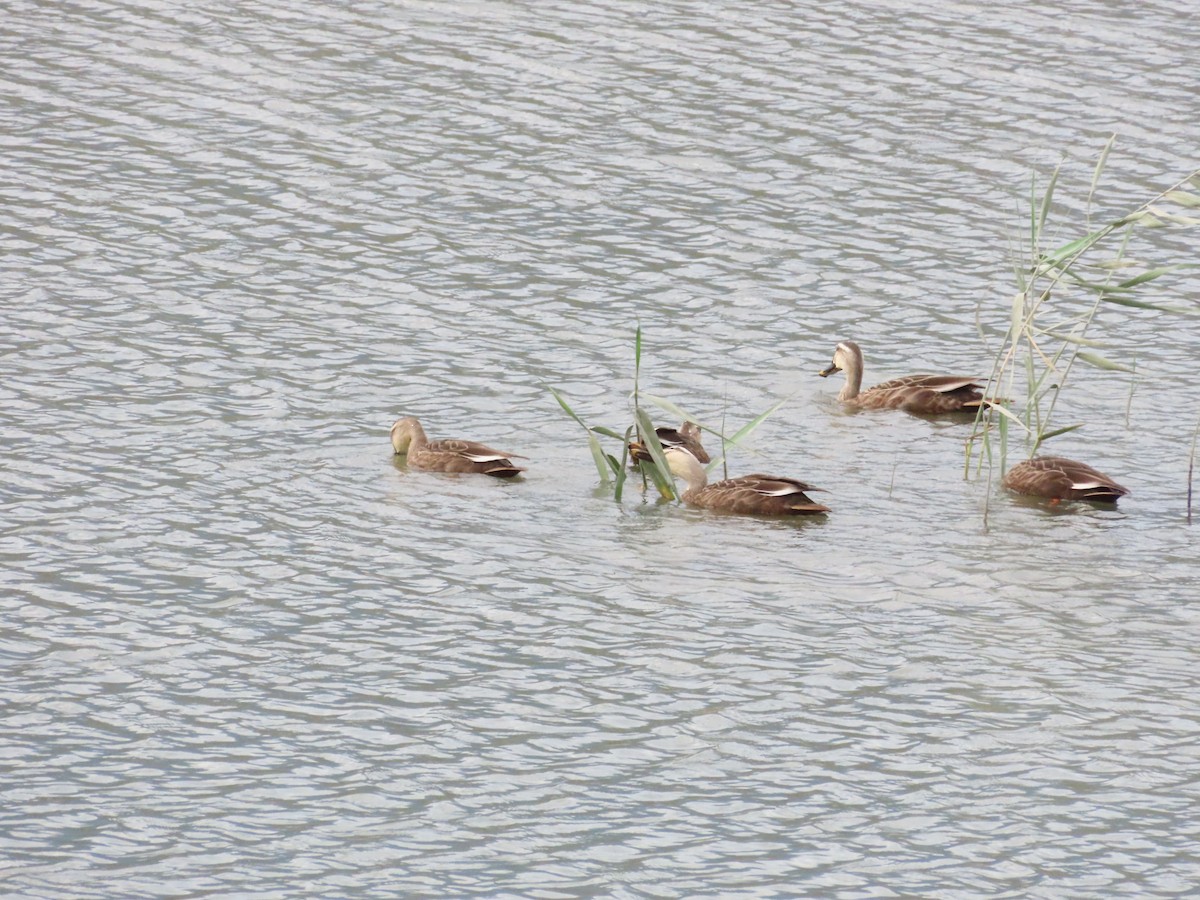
[550,327,790,505]
[967,143,1200,499]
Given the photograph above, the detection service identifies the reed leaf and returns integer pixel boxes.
[726,396,789,446]
[1037,329,1108,348]
[1039,228,1108,267]
[1158,211,1200,226]
[965,156,1200,491]
[1088,134,1116,210]
[548,384,588,428]
[632,323,644,421]
[641,393,701,426]
[1090,257,1145,270]
[1037,160,1062,236]
[1038,423,1085,441]
[548,385,613,483]
[1110,210,1150,227]
[611,426,633,501]
[1099,294,1197,313]
[594,438,619,480]
[591,425,627,441]
[1010,291,1025,338]
[1076,351,1135,373]
[641,459,676,500]
[985,400,1034,434]
[633,407,677,500]
[1164,189,1200,208]
[1188,416,1200,525]
[1115,266,1180,289]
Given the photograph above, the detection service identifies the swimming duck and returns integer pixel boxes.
[390,416,525,478]
[632,444,829,516]
[1002,456,1128,504]
[819,340,987,414]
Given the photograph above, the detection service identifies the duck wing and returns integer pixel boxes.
[692,474,830,516]
[858,374,986,412]
[420,438,527,478]
[1003,456,1128,503]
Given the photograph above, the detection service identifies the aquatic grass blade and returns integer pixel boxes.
[1037,423,1084,442]
[1188,416,1200,524]
[1039,329,1108,348]
[1110,210,1150,227]
[986,401,1033,434]
[1144,207,1200,226]
[641,393,701,426]
[1087,134,1116,218]
[548,385,613,483]
[634,407,677,500]
[1037,158,1062,236]
[633,324,643,414]
[591,425,628,441]
[1115,265,1181,289]
[1099,294,1198,313]
[726,396,789,446]
[548,384,588,429]
[1010,291,1025,340]
[639,459,676,500]
[1164,189,1200,208]
[1038,227,1109,269]
[969,150,1200,498]
[612,426,634,502]
[1091,257,1145,270]
[591,437,617,480]
[1075,351,1135,373]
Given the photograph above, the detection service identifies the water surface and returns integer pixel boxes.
[3,0,1199,896]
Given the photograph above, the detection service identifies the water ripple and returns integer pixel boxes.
[4,0,1200,896]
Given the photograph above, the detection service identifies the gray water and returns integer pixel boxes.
[3,0,1200,896]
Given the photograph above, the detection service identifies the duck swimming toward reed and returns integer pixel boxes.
[390,416,526,478]
[819,340,987,414]
[631,444,829,516]
[1002,456,1128,504]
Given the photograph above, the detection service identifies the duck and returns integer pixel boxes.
[1002,456,1129,504]
[634,421,710,465]
[819,340,987,414]
[631,444,829,516]
[389,416,525,478]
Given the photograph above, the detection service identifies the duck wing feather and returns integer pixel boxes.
[1003,456,1128,502]
[691,474,830,516]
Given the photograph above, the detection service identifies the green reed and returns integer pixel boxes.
[550,325,788,504]
[1188,416,1200,526]
[967,141,1200,513]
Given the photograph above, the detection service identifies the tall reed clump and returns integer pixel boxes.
[549,325,786,503]
[967,141,1200,515]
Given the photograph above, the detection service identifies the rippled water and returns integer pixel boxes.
[4,0,1200,895]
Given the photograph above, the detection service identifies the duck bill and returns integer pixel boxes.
[627,440,652,462]
[818,364,840,378]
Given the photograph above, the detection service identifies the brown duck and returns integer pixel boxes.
[632,444,830,516]
[1002,456,1128,504]
[819,340,987,414]
[390,416,525,478]
[637,421,710,465]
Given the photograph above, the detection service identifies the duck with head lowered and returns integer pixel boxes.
[630,443,829,517]
[1002,456,1128,504]
[390,416,526,478]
